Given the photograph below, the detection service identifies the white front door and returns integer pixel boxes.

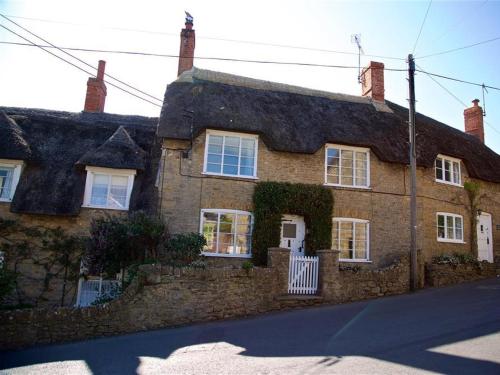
[280,215,305,256]
[477,212,493,263]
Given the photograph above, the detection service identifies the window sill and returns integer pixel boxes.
[202,252,252,259]
[324,183,372,190]
[435,180,463,188]
[339,259,372,263]
[437,238,465,244]
[0,198,12,203]
[201,172,259,180]
[82,205,129,211]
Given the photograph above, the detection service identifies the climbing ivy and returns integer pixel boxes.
[252,182,334,265]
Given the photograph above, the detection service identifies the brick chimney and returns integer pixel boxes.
[177,14,195,76]
[360,61,385,102]
[464,99,484,143]
[84,60,107,112]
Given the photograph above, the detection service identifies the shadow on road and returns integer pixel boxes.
[1,278,499,374]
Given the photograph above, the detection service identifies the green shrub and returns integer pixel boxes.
[163,233,207,267]
[433,252,478,265]
[252,182,333,265]
[242,260,254,271]
[0,268,17,303]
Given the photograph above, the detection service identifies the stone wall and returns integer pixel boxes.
[161,133,500,268]
[425,262,497,287]
[0,248,417,350]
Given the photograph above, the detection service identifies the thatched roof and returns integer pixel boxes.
[0,107,160,216]
[0,111,32,161]
[77,126,147,170]
[158,67,500,183]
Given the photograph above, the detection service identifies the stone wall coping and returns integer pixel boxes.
[268,247,291,253]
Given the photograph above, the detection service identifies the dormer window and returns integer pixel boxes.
[83,166,136,210]
[435,155,461,186]
[0,159,23,202]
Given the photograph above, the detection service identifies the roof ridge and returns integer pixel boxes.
[176,67,393,112]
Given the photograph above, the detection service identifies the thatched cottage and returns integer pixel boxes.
[0,17,499,307]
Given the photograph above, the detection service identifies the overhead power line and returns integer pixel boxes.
[0,23,162,108]
[416,35,500,59]
[0,14,162,103]
[2,39,499,93]
[412,0,433,54]
[3,13,406,61]
[417,63,500,136]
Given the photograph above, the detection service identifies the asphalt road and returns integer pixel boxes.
[1,278,500,375]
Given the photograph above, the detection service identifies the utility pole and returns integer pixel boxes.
[408,54,418,291]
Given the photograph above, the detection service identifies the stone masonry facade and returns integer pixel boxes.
[160,132,500,267]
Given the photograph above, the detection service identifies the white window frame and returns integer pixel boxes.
[435,154,462,187]
[324,144,371,189]
[436,212,464,243]
[202,130,259,179]
[332,217,371,263]
[199,208,253,258]
[0,159,23,202]
[82,166,136,211]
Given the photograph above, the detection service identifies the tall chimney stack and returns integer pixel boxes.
[360,61,385,102]
[464,99,484,143]
[177,12,195,76]
[84,60,107,112]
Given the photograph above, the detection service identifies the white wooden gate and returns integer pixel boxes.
[76,278,120,307]
[288,255,319,294]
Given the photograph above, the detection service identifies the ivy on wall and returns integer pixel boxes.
[252,182,334,265]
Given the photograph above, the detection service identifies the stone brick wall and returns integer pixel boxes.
[0,248,420,350]
[161,132,500,267]
[425,262,497,287]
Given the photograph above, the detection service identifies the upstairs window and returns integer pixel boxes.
[203,130,258,179]
[0,160,23,202]
[437,213,463,243]
[325,145,370,188]
[435,155,461,186]
[200,209,253,257]
[83,167,136,210]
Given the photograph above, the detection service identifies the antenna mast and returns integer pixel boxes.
[351,34,364,83]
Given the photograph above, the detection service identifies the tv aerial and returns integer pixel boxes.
[351,34,364,84]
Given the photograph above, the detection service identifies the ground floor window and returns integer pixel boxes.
[437,213,463,243]
[200,209,253,257]
[332,218,370,261]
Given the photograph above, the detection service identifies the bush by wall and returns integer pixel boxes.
[252,182,333,265]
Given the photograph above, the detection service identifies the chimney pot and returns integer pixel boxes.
[464,99,484,143]
[84,60,107,113]
[361,61,385,102]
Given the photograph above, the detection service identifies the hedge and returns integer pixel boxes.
[252,182,333,265]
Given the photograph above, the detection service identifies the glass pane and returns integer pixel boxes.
[206,163,221,173]
[90,174,109,206]
[0,167,14,199]
[341,151,353,168]
[223,165,238,175]
[223,155,238,166]
[219,214,235,233]
[239,167,254,176]
[355,223,367,241]
[327,148,339,159]
[455,217,463,240]
[202,218,218,253]
[327,165,339,176]
[437,215,445,227]
[444,160,451,182]
[282,223,296,238]
[109,184,128,208]
[241,138,255,156]
[208,135,223,146]
[207,154,222,164]
[327,174,339,184]
[208,144,222,154]
[225,136,240,148]
[332,222,339,245]
[240,157,254,167]
[355,240,367,260]
[356,152,367,162]
[453,162,460,184]
[446,216,454,239]
[224,146,239,157]
[235,235,251,254]
[218,233,234,254]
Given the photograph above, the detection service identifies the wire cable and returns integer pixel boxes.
[415,69,500,92]
[417,63,500,136]
[0,14,163,103]
[0,23,162,108]
[0,40,408,71]
[412,0,433,54]
[2,13,406,61]
[417,35,500,59]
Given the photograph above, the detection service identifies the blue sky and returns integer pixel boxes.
[0,0,499,153]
